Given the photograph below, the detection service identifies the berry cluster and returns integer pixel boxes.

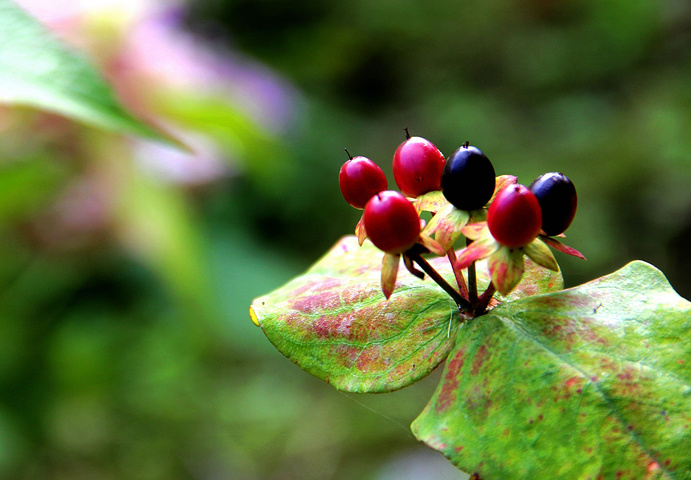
[339,130,583,313]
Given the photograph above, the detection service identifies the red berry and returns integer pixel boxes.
[392,132,445,198]
[488,184,542,248]
[529,172,577,236]
[339,152,388,209]
[363,191,421,254]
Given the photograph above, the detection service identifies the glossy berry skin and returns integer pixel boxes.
[488,184,542,248]
[339,156,388,209]
[392,136,445,198]
[441,145,496,210]
[363,190,420,254]
[529,172,577,236]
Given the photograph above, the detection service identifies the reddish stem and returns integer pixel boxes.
[446,249,468,300]
[474,282,496,316]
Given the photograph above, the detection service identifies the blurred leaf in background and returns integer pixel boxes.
[0,0,690,479]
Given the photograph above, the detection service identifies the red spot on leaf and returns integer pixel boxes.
[599,357,618,373]
[283,312,302,327]
[647,461,660,473]
[471,345,489,375]
[464,385,493,421]
[565,376,580,388]
[678,359,685,365]
[554,375,584,402]
[290,285,342,312]
[613,365,642,397]
[356,345,390,373]
[312,315,332,338]
[436,347,466,412]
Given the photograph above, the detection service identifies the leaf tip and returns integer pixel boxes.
[249,305,260,327]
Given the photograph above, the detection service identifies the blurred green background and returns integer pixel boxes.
[1,0,690,479]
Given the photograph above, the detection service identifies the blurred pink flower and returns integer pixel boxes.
[16,0,298,184]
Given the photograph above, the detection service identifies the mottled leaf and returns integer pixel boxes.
[250,236,562,393]
[412,261,691,479]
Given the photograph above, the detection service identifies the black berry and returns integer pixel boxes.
[441,144,496,210]
[529,172,577,236]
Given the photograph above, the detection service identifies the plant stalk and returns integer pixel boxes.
[446,249,469,300]
[406,250,472,312]
[474,282,496,316]
[466,239,478,304]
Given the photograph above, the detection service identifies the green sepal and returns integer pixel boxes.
[488,246,525,295]
[381,252,401,299]
[424,204,470,251]
[523,238,559,271]
[455,229,499,270]
[415,190,450,213]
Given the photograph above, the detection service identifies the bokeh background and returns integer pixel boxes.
[1,0,690,479]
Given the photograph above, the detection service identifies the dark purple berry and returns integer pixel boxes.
[441,144,496,211]
[529,172,577,236]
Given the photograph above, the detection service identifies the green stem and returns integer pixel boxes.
[468,262,478,303]
[406,250,472,312]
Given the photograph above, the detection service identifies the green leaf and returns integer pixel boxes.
[0,0,176,144]
[250,236,562,393]
[412,261,691,479]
